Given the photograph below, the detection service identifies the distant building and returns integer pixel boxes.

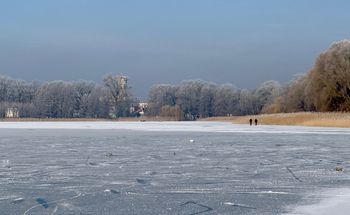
[5,107,19,118]
[130,103,148,117]
[138,103,148,116]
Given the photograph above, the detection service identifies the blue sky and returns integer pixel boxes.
[1,0,350,98]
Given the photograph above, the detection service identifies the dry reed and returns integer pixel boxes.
[232,112,350,128]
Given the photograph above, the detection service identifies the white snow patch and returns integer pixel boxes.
[224,202,235,206]
[0,195,17,201]
[1,121,350,135]
[164,188,223,194]
[284,188,350,215]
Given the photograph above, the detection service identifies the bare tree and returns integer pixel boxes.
[147,84,177,116]
[238,89,259,115]
[199,83,216,118]
[176,80,205,120]
[103,74,132,118]
[304,40,350,111]
[34,81,75,118]
[72,80,96,117]
[213,84,239,116]
[254,80,282,113]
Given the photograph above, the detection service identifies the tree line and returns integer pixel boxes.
[1,40,350,119]
[0,75,282,120]
[146,80,281,120]
[146,40,350,119]
[0,74,135,118]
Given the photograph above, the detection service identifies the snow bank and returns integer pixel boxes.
[1,121,350,135]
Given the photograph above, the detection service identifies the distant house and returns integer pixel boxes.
[130,103,148,117]
[5,107,19,118]
[138,103,148,116]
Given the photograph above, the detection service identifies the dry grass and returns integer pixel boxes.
[204,112,350,128]
[200,116,240,122]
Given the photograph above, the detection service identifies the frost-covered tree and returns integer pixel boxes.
[103,74,133,118]
[238,89,259,115]
[147,84,178,116]
[0,74,136,118]
[281,75,307,113]
[199,83,216,118]
[85,86,110,118]
[213,84,239,116]
[176,80,205,120]
[254,80,282,113]
[34,81,76,118]
[72,80,96,118]
[305,40,350,111]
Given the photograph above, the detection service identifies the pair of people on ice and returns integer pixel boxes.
[249,118,258,126]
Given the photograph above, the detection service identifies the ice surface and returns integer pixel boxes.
[0,122,350,214]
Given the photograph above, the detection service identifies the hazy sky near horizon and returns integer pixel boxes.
[1,0,350,99]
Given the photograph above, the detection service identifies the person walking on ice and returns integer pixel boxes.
[254,119,258,126]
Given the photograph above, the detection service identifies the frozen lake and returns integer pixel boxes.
[1,122,350,215]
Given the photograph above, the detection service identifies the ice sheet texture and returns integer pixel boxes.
[0,122,350,214]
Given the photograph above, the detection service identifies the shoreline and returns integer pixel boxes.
[1,112,350,128]
[201,112,350,128]
[1,121,350,135]
[0,116,179,122]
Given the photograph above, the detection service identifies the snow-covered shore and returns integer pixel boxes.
[1,121,350,135]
